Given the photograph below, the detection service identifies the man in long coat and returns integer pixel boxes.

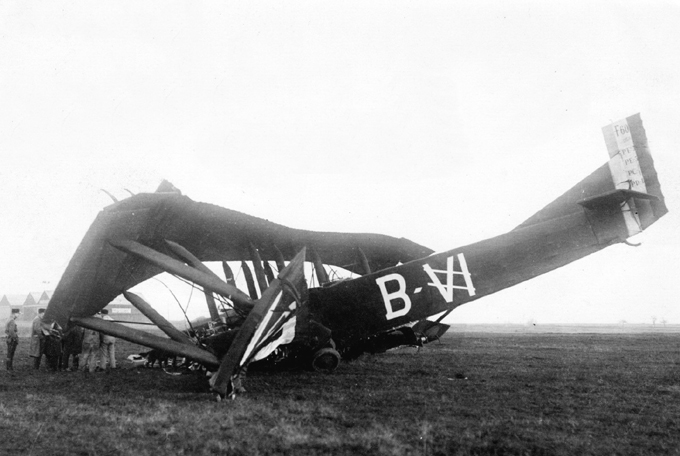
[4,308,20,371]
[29,308,46,369]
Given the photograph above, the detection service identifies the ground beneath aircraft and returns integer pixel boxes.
[1,328,679,455]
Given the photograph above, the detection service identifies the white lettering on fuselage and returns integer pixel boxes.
[423,253,476,302]
[376,273,412,320]
[378,253,475,320]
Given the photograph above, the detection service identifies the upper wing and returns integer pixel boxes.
[44,190,433,328]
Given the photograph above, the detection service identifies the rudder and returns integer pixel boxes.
[601,113,667,234]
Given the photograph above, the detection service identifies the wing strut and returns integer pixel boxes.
[241,260,259,299]
[165,240,221,323]
[273,245,286,272]
[72,316,219,367]
[357,247,372,275]
[249,243,270,293]
[310,248,329,285]
[109,239,253,313]
[263,261,275,283]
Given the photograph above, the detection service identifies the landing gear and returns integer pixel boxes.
[311,347,340,373]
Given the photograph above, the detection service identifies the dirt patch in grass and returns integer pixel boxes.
[1,332,679,455]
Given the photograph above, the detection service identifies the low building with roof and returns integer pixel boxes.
[3,290,152,327]
[1,294,26,321]
[103,294,152,325]
[16,290,53,322]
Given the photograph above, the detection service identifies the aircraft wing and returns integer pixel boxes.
[44,189,432,329]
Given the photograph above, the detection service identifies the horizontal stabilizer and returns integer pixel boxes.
[577,189,659,210]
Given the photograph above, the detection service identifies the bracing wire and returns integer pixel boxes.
[151,276,195,332]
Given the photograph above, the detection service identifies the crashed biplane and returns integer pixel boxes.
[44,113,667,399]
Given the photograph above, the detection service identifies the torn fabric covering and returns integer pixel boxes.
[240,290,297,365]
[209,249,307,398]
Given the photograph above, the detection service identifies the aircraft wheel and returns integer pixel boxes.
[311,347,340,373]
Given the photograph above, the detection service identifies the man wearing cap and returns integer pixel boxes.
[29,308,46,369]
[98,309,117,370]
[4,308,20,371]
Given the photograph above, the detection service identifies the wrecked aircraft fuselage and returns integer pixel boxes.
[44,114,667,398]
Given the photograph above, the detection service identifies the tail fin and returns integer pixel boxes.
[516,113,667,243]
[601,113,667,234]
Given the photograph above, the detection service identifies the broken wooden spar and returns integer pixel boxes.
[72,316,219,367]
[109,239,253,312]
[222,262,236,286]
[123,291,195,345]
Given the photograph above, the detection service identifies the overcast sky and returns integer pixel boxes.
[1,1,679,324]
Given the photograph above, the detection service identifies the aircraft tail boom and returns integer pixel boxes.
[311,113,667,348]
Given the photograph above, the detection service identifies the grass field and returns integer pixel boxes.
[1,330,679,455]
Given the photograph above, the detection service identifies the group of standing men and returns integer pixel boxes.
[4,308,116,372]
[80,310,117,373]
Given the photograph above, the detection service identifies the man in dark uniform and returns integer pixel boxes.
[5,308,20,371]
[44,332,62,371]
[60,325,84,371]
[30,308,46,369]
